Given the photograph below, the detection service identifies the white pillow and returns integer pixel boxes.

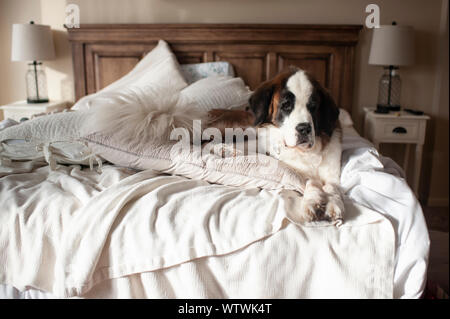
[180,61,235,84]
[71,40,188,112]
[180,76,252,112]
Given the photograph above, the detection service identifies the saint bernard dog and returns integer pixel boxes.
[210,67,344,223]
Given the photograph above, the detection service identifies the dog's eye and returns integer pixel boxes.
[280,100,293,113]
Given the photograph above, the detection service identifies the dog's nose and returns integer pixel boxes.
[296,123,312,136]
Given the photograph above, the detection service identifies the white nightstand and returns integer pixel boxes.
[363,107,430,195]
[0,100,69,122]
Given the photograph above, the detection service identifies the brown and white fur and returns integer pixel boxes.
[209,68,344,222]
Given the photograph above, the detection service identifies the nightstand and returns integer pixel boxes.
[0,100,69,122]
[363,107,430,195]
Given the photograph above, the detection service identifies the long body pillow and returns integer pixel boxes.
[83,131,306,194]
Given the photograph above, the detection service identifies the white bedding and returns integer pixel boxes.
[0,127,430,299]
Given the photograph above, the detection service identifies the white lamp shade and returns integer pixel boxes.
[368,25,415,66]
[11,23,55,61]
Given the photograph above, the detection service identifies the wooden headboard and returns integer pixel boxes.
[66,24,362,112]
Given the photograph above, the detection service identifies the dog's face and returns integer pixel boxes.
[249,68,339,150]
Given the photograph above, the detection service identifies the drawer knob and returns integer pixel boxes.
[393,127,407,134]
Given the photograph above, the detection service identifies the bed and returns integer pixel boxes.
[0,24,430,299]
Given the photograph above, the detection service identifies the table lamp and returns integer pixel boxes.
[11,21,55,103]
[368,22,415,113]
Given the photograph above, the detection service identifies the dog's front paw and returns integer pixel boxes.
[323,183,344,222]
[325,196,344,221]
[299,197,327,222]
[298,180,329,222]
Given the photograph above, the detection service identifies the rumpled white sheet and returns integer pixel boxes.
[340,131,430,298]
[0,127,429,299]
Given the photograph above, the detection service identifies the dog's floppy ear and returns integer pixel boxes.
[317,85,339,137]
[248,82,275,126]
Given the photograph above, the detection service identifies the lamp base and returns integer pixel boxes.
[377,66,402,113]
[26,61,49,105]
[27,98,49,104]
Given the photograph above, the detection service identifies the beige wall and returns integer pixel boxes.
[0,0,448,205]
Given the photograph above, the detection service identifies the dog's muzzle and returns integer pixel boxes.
[295,122,313,147]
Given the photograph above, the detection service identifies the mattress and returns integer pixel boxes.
[0,127,430,299]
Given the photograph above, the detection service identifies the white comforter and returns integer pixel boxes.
[0,127,430,298]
